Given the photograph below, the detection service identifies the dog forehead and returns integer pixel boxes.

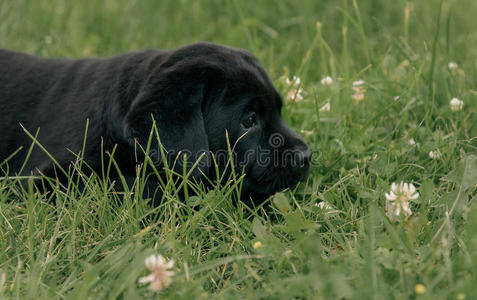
[228,64,283,109]
[182,43,271,85]
[219,50,282,106]
[175,42,283,108]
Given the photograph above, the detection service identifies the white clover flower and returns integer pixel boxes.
[285,75,304,102]
[352,90,365,102]
[287,88,304,102]
[320,76,333,86]
[300,129,313,137]
[352,81,366,103]
[429,150,441,159]
[409,138,416,145]
[319,102,330,112]
[315,201,340,214]
[315,201,328,209]
[286,75,301,87]
[448,62,458,70]
[449,97,464,111]
[385,182,419,221]
[139,254,175,292]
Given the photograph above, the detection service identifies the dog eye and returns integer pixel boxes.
[241,113,257,129]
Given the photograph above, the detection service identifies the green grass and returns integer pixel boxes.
[1,0,477,298]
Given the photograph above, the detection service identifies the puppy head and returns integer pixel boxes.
[123,42,311,204]
[199,45,311,204]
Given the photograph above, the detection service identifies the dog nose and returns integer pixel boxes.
[295,149,311,166]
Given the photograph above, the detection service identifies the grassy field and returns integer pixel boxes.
[1,0,477,299]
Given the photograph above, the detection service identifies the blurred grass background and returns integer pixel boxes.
[2,0,477,74]
[1,0,477,299]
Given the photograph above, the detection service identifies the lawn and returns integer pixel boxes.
[1,0,477,299]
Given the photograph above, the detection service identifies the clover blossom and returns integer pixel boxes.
[385,182,419,221]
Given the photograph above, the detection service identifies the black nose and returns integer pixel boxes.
[294,149,312,166]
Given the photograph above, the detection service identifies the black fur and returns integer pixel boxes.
[0,42,311,205]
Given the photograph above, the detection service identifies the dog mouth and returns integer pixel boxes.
[241,163,311,202]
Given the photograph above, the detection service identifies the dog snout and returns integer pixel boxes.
[294,148,311,166]
[281,137,311,169]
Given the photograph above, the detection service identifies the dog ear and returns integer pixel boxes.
[123,61,226,180]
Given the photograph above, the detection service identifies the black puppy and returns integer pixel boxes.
[0,42,311,205]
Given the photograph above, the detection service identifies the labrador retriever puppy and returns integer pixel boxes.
[0,42,311,205]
